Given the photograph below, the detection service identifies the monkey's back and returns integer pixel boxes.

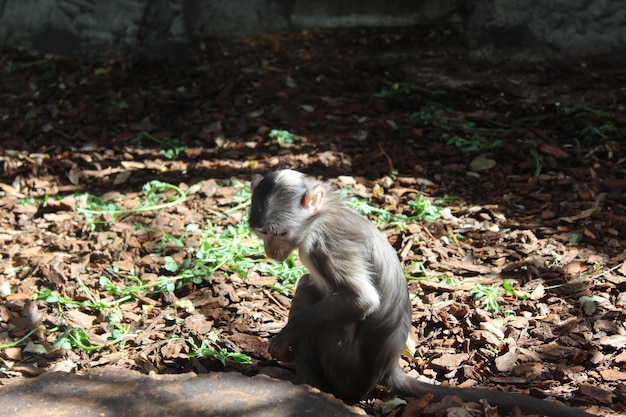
[302,201,413,387]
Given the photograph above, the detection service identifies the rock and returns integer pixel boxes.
[0,369,367,417]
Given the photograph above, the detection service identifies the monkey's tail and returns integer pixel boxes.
[386,368,597,417]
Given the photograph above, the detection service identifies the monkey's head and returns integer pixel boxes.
[249,170,324,261]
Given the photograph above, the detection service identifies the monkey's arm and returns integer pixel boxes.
[270,243,380,360]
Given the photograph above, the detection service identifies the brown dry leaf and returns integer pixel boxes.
[0,182,25,197]
[479,320,505,340]
[160,338,189,359]
[531,344,582,361]
[2,346,23,360]
[228,331,268,357]
[599,368,626,382]
[19,246,43,258]
[511,362,544,378]
[470,157,496,171]
[64,309,96,329]
[423,395,466,416]
[577,384,615,405]
[43,213,75,222]
[539,143,569,159]
[120,161,146,169]
[470,329,502,347]
[430,353,470,371]
[444,407,475,417]
[200,179,219,197]
[615,350,626,363]
[184,314,213,335]
[529,283,546,300]
[246,272,277,287]
[440,258,493,274]
[559,199,600,223]
[582,300,597,315]
[46,196,77,211]
[598,335,626,348]
[41,263,67,285]
[336,175,357,186]
[113,170,132,185]
[22,301,45,326]
[495,350,519,372]
[562,261,588,276]
[215,282,239,303]
[112,258,135,272]
[9,363,46,376]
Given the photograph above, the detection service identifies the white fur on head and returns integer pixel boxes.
[274,169,306,188]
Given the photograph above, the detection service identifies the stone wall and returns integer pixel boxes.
[1,0,625,59]
[468,0,626,58]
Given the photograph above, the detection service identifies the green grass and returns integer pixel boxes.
[22,179,257,362]
[76,180,187,231]
[14,177,451,364]
[580,122,618,140]
[409,195,441,223]
[173,335,251,365]
[528,147,544,177]
[268,129,296,145]
[349,193,442,228]
[557,102,611,117]
[127,131,189,159]
[410,101,456,129]
[447,133,502,152]
[256,254,307,295]
[405,261,456,285]
[470,280,527,315]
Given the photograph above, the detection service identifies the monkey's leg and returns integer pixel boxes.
[293,324,378,401]
[288,274,324,315]
[280,275,377,400]
[270,274,323,361]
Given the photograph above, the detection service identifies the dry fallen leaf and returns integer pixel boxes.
[470,157,496,171]
[599,368,626,382]
[64,309,96,328]
[529,283,546,300]
[559,199,600,223]
[598,334,626,348]
[495,350,518,372]
[430,353,470,371]
[0,182,25,197]
[562,260,588,276]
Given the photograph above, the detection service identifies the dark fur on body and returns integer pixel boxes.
[250,170,595,417]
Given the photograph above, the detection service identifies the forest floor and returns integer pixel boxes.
[0,28,625,416]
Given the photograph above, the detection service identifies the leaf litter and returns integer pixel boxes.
[0,28,624,416]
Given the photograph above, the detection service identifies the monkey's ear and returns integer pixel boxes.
[303,185,325,213]
[251,174,264,191]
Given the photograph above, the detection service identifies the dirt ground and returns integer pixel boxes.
[0,28,625,416]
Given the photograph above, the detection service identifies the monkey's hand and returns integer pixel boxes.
[269,329,295,362]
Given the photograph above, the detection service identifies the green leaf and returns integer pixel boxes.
[164,256,179,272]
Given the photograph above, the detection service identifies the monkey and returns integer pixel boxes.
[249,169,596,417]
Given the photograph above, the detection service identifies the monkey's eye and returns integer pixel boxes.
[255,228,288,239]
[255,228,270,237]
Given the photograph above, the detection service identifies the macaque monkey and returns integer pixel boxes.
[249,170,596,417]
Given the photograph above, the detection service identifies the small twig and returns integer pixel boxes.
[399,233,417,262]
[264,288,290,312]
[590,262,624,280]
[378,143,394,173]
